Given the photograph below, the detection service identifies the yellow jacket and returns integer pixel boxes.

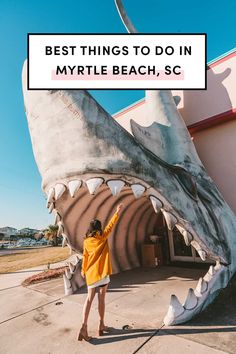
[82,212,119,286]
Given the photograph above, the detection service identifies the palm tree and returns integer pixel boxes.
[44,224,59,246]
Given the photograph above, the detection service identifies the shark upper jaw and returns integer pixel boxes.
[22,61,235,325]
[47,171,226,265]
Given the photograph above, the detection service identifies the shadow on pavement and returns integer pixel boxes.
[89,328,157,345]
[75,266,204,295]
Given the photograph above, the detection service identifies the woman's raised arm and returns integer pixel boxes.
[103,203,123,239]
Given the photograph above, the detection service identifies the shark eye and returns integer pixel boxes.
[174,168,198,200]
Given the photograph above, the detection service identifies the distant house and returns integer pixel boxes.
[34,232,44,240]
[18,227,40,236]
[0,227,18,240]
[0,227,41,241]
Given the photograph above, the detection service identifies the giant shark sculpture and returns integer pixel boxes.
[22,0,236,326]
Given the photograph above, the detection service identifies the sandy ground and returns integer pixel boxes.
[0,246,70,273]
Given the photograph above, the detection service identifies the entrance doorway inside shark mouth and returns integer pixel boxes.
[54,183,160,273]
[52,177,208,273]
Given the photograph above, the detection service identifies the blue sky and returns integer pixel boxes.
[0,0,235,229]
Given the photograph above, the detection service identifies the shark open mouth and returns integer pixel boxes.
[45,172,230,326]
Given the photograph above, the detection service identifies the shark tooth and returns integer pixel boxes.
[214,261,222,271]
[197,249,207,261]
[149,196,162,213]
[183,288,198,310]
[72,259,78,267]
[107,179,125,196]
[65,268,73,280]
[48,202,55,214]
[176,225,193,246]
[68,180,82,197]
[195,277,208,295]
[57,222,64,236]
[67,243,73,255]
[63,274,73,295]
[54,183,66,200]
[46,187,55,206]
[68,262,76,274]
[164,294,185,325]
[63,274,72,288]
[74,255,81,264]
[131,184,145,198]
[162,210,177,230]
[183,231,193,247]
[62,234,68,248]
[208,265,216,276]
[204,272,213,282]
[54,212,62,224]
[86,177,103,195]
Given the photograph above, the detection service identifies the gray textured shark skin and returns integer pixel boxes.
[22,59,236,325]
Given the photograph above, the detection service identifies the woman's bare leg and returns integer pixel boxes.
[82,287,96,326]
[98,284,108,329]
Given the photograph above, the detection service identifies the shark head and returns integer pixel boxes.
[21,0,236,326]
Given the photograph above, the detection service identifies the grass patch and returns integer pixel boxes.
[22,266,66,286]
[0,247,70,273]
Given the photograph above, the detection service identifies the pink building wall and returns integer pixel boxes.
[113,49,236,214]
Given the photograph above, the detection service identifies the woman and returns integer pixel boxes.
[78,203,123,341]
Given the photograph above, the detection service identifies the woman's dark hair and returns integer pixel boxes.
[86,219,102,237]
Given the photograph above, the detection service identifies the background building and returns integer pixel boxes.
[113,49,236,264]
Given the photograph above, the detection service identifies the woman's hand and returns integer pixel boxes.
[81,270,85,278]
[116,203,124,214]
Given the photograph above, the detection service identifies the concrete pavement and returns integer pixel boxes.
[0,266,235,353]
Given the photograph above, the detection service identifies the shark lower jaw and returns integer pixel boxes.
[45,172,230,326]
